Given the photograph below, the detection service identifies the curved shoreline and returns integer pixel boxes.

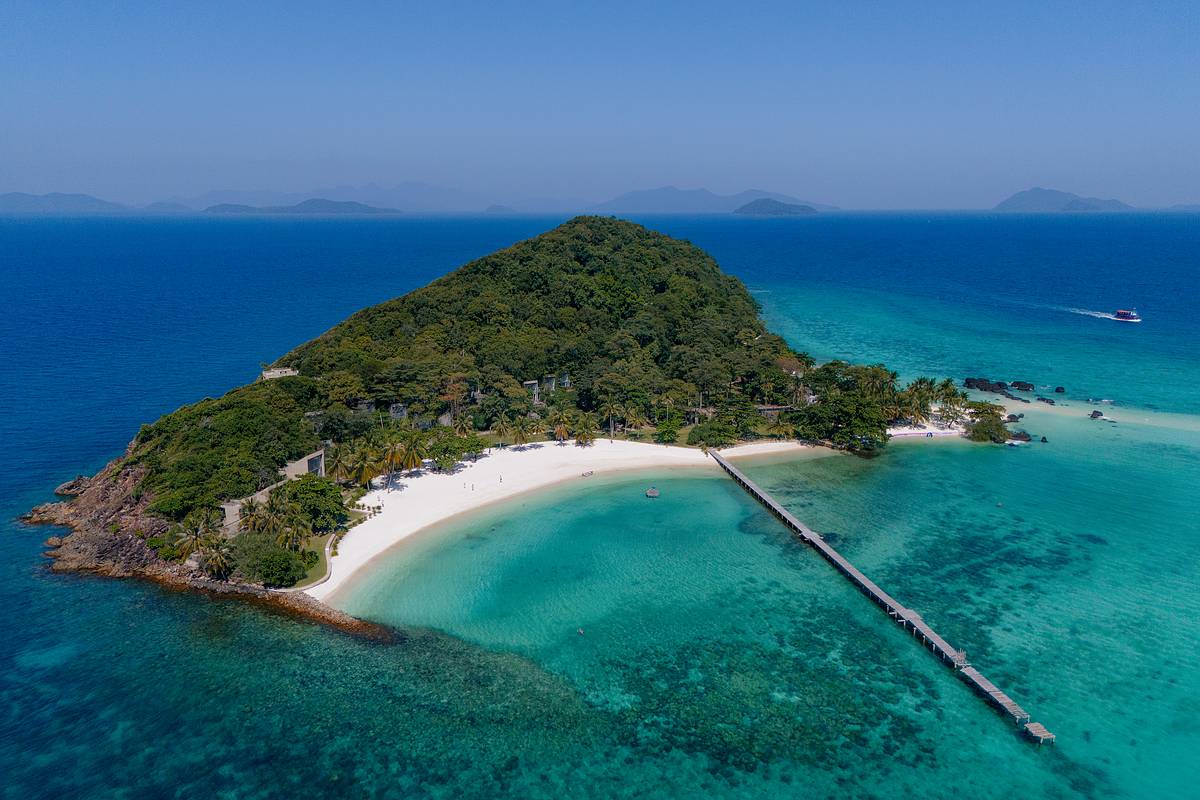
[305,439,809,604]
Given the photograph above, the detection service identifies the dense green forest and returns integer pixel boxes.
[122,216,989,524]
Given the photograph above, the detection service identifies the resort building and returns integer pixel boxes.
[259,366,299,380]
[522,379,541,404]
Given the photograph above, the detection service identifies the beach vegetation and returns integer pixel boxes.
[169,508,222,560]
[687,419,738,448]
[965,402,1010,443]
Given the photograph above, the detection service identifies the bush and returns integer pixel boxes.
[146,535,181,561]
[654,419,680,444]
[275,473,348,532]
[232,531,308,587]
[687,419,738,448]
[966,404,1010,443]
[255,551,308,587]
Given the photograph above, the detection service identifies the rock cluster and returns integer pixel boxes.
[964,376,1065,404]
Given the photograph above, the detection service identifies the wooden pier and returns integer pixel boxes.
[710,451,1055,744]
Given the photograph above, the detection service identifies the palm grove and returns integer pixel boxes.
[124,217,1002,586]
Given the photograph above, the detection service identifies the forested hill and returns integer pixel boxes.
[126,217,809,518]
[281,215,800,413]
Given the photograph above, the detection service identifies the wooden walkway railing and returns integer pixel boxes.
[710,450,1055,744]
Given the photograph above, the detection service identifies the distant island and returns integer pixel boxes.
[733,198,818,217]
[591,186,837,214]
[27,216,1000,625]
[205,198,399,215]
[0,191,127,214]
[994,187,1134,212]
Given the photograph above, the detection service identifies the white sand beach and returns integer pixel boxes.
[305,439,810,602]
[886,422,965,438]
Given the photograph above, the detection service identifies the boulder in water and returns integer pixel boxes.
[1054,386,1065,393]
[1089,410,1104,419]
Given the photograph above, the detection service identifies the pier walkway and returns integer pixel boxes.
[710,450,1055,744]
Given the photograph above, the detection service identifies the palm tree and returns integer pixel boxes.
[453,414,474,436]
[323,443,351,484]
[547,408,571,444]
[275,512,311,552]
[199,534,233,579]
[624,405,648,432]
[171,508,222,560]
[936,378,959,405]
[598,396,622,441]
[492,414,512,447]
[398,430,428,472]
[511,415,534,446]
[860,366,898,402]
[348,444,382,490]
[572,412,597,447]
[657,394,676,424]
[238,496,268,534]
[902,390,931,426]
[383,430,406,487]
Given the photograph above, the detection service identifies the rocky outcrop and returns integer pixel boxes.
[1036,396,1055,405]
[964,377,1028,403]
[26,457,168,575]
[1054,386,1065,393]
[1011,381,1035,392]
[1090,410,1105,419]
[24,447,390,640]
[1008,430,1033,442]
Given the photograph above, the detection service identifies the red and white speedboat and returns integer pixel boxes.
[1113,309,1141,323]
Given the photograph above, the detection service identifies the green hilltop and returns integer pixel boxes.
[126,216,982,521]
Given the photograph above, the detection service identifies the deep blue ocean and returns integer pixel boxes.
[1,213,1197,798]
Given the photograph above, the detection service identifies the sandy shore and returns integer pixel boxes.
[305,439,809,602]
[886,422,965,438]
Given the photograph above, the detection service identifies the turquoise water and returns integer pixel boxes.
[3,214,1198,797]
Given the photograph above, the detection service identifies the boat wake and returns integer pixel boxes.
[1060,306,1123,321]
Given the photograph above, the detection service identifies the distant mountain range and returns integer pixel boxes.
[0,192,127,214]
[994,187,1134,212]
[6,186,1193,216]
[205,198,399,215]
[733,198,818,217]
[590,186,837,214]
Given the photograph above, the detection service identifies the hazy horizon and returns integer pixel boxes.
[2,1,1197,209]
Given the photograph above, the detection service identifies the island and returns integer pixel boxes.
[205,198,400,215]
[591,186,837,213]
[27,216,1007,625]
[733,198,818,217]
[993,187,1133,212]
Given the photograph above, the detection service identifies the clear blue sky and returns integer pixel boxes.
[1,1,1196,208]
